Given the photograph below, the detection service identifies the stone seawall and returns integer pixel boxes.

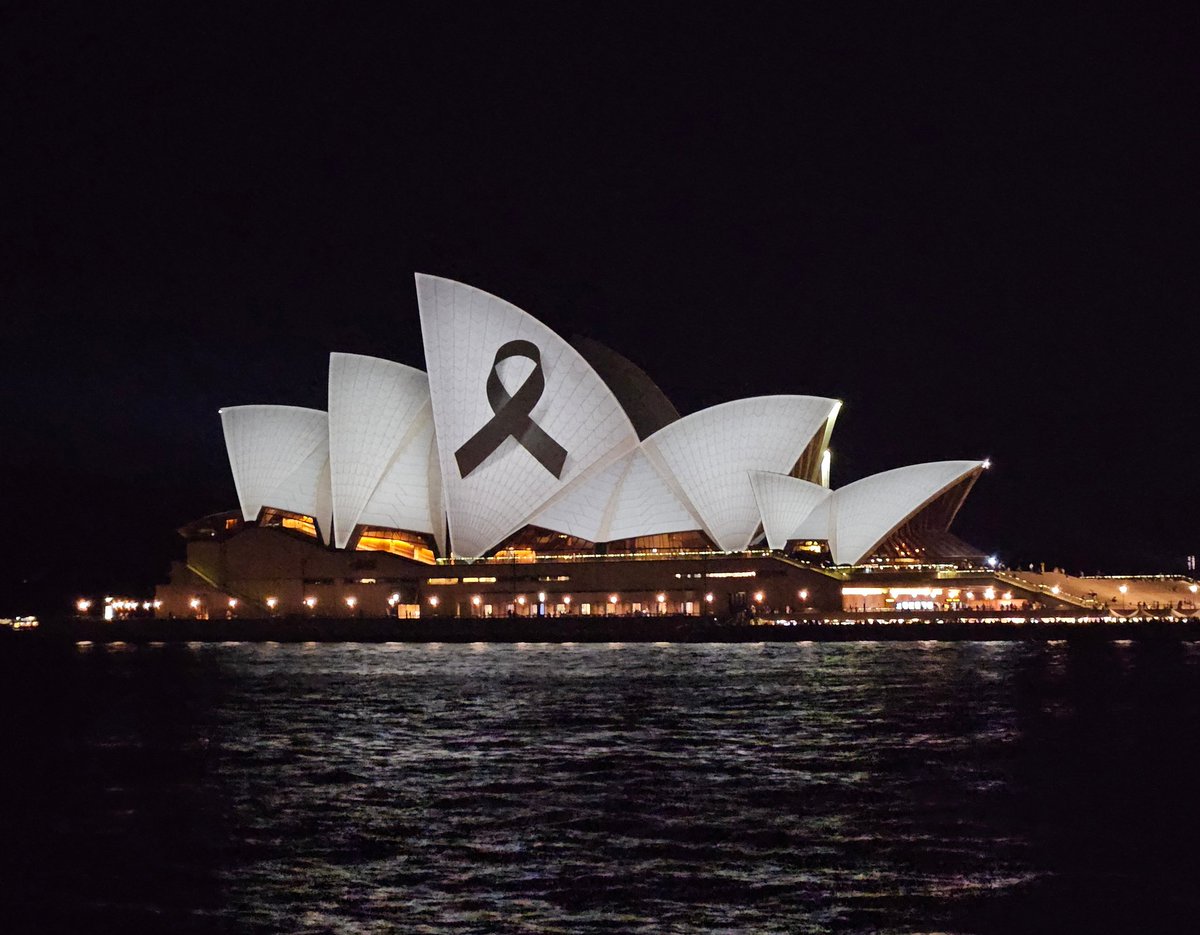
[12,615,1200,644]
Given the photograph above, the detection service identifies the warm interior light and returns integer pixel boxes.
[537,591,546,603]
[280,515,318,538]
[355,533,436,564]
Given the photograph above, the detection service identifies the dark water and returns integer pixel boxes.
[4,640,1200,933]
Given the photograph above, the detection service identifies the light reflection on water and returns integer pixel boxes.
[8,640,1200,933]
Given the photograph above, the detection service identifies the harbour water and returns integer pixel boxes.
[3,640,1200,933]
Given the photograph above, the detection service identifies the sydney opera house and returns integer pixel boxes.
[155,274,1029,620]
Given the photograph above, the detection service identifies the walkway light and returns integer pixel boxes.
[537,591,546,603]
[189,598,201,610]
[471,595,481,606]
[563,595,571,605]
[228,598,238,609]
[753,591,764,603]
[1118,584,1128,594]
[304,596,317,609]
[656,593,665,603]
[428,595,439,607]
[266,597,278,610]
[798,589,808,600]
[76,599,92,613]
[345,596,358,609]
[705,592,714,603]
[608,594,619,604]
[517,595,526,605]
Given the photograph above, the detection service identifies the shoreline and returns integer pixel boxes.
[8,614,1200,645]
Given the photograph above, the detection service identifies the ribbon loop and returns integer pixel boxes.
[455,340,568,479]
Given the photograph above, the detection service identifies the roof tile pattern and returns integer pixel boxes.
[830,460,984,565]
[532,448,700,543]
[417,274,639,558]
[219,405,332,543]
[748,471,833,550]
[328,353,433,548]
[355,410,444,552]
[643,396,840,551]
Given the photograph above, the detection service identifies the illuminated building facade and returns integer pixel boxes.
[156,275,1003,619]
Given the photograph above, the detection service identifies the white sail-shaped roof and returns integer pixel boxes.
[354,414,444,554]
[530,455,631,543]
[219,405,333,543]
[531,447,700,543]
[749,471,833,550]
[641,396,840,551]
[327,353,436,548]
[604,448,699,541]
[416,274,640,558]
[828,460,984,565]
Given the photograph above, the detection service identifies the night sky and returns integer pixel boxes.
[2,5,1196,614]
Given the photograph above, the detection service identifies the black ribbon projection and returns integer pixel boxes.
[455,340,568,479]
